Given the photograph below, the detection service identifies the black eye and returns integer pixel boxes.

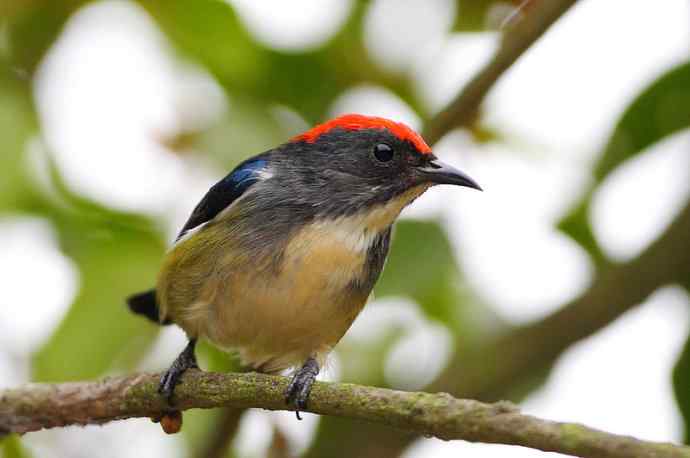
[373,143,394,162]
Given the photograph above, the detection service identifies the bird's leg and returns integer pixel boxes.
[285,357,320,420]
[159,338,199,403]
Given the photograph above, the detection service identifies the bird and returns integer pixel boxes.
[127,113,481,418]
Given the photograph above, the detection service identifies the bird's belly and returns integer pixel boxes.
[205,231,370,372]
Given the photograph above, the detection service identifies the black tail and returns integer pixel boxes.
[126,289,171,325]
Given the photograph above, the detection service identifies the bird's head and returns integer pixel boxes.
[262,114,481,225]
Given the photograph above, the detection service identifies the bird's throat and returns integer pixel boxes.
[311,183,430,253]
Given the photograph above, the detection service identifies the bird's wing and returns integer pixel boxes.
[176,157,268,241]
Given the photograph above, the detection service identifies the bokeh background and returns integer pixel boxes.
[1,1,690,457]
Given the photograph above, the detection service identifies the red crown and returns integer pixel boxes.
[292,114,432,154]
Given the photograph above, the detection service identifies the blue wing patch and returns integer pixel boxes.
[177,157,268,240]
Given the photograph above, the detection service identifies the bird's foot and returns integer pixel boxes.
[285,357,319,420]
[159,338,198,403]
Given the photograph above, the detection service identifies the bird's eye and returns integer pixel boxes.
[373,143,394,162]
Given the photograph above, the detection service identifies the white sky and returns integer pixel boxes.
[1,0,689,457]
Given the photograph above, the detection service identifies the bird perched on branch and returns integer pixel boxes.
[127,114,481,418]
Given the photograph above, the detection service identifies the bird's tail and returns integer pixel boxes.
[126,289,171,325]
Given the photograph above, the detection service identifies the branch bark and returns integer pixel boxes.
[1,371,689,458]
[422,0,578,144]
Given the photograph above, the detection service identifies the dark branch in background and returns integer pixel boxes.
[1,372,689,458]
[197,408,244,458]
[434,198,690,400]
[422,0,578,144]
[422,0,690,398]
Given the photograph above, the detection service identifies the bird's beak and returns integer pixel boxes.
[418,158,482,191]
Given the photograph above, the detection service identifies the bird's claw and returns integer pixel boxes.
[284,358,319,420]
[158,367,184,402]
[158,339,198,404]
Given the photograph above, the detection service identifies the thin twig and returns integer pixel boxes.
[1,372,689,458]
[422,0,578,144]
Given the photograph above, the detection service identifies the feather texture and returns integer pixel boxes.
[177,157,269,241]
[156,185,428,373]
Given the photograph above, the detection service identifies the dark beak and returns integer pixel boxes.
[418,158,482,191]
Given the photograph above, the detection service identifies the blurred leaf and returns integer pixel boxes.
[453,0,495,31]
[1,435,32,458]
[595,63,690,180]
[337,326,404,387]
[178,408,225,454]
[0,0,87,208]
[198,98,288,167]
[375,220,475,334]
[1,5,168,381]
[557,195,606,265]
[138,0,423,124]
[4,0,84,74]
[558,60,690,261]
[198,340,240,374]
[674,317,690,444]
[469,119,503,144]
[31,211,164,380]
[140,0,262,90]
[0,67,35,212]
[30,160,166,381]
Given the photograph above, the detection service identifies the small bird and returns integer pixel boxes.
[127,114,480,417]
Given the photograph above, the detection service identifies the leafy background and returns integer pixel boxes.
[1,1,689,457]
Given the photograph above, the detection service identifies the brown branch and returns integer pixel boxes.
[1,372,689,458]
[422,0,578,144]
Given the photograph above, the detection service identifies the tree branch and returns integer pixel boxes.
[422,0,578,144]
[433,197,690,401]
[1,372,689,458]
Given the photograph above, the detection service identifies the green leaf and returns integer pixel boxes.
[31,211,165,380]
[452,0,495,31]
[375,220,475,334]
[674,329,690,443]
[1,11,168,381]
[557,195,606,265]
[3,0,85,74]
[198,98,289,168]
[594,63,690,181]
[138,0,424,124]
[558,61,690,260]
[670,278,690,443]
[30,162,166,381]
[337,325,405,387]
[1,435,33,458]
[0,67,35,212]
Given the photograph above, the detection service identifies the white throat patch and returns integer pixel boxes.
[313,184,431,252]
